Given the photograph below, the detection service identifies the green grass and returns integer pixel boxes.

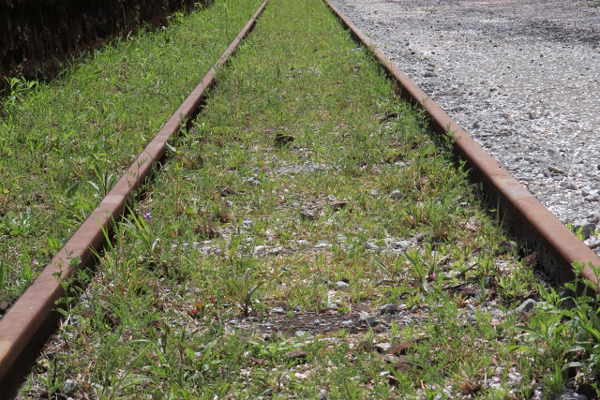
[0,0,263,304]
[15,0,595,398]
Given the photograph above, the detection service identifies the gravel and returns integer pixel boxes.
[329,0,600,245]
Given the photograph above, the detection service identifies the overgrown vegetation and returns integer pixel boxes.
[0,0,262,304]
[14,0,600,398]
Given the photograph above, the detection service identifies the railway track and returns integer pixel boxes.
[0,3,268,397]
[2,0,600,397]
[322,0,600,285]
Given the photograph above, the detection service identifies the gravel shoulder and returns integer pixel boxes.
[330,0,600,245]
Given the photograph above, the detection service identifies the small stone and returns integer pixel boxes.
[295,330,308,338]
[409,305,419,313]
[270,307,285,314]
[566,181,578,190]
[571,221,596,239]
[586,194,599,202]
[515,298,536,314]
[370,189,379,196]
[336,281,349,289]
[248,177,261,185]
[254,245,266,253]
[588,212,600,224]
[287,350,308,361]
[63,379,77,396]
[364,242,380,251]
[317,389,328,400]
[397,240,411,249]
[341,320,354,327]
[315,240,331,249]
[325,195,338,202]
[587,237,600,249]
[268,246,283,255]
[297,239,310,248]
[380,304,399,315]
[390,190,403,200]
[375,342,392,353]
[241,219,253,228]
[301,209,317,221]
[358,311,371,322]
[548,166,565,175]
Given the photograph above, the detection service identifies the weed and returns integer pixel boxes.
[16,0,569,398]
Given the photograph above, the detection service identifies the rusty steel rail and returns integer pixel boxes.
[0,1,268,398]
[324,0,600,286]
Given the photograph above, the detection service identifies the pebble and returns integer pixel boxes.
[315,240,331,249]
[586,237,600,249]
[359,311,378,326]
[287,350,308,361]
[297,239,310,248]
[247,177,261,185]
[515,298,537,314]
[390,189,403,200]
[364,242,380,251]
[571,220,597,239]
[380,304,399,315]
[268,246,283,255]
[63,379,77,396]
[336,281,349,289]
[300,209,317,221]
[374,342,392,353]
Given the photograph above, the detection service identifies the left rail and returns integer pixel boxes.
[0,2,268,397]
